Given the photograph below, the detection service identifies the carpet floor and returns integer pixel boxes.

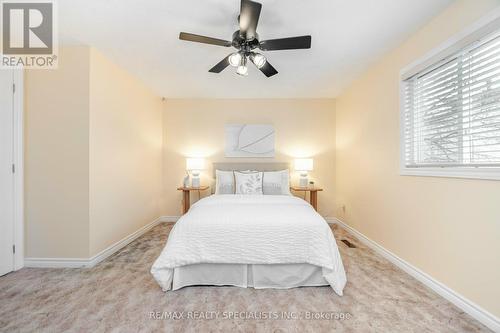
[0,223,491,333]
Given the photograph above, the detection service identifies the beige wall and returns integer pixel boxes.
[25,46,163,259]
[89,48,163,256]
[336,0,500,317]
[162,99,336,216]
[25,47,91,258]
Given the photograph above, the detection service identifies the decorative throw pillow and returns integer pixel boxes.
[215,170,235,194]
[263,170,291,195]
[234,171,263,195]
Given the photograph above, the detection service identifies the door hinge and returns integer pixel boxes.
[12,164,15,173]
[13,245,15,254]
[13,83,15,93]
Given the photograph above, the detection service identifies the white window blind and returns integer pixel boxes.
[403,30,500,168]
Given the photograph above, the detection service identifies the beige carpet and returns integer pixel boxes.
[0,223,491,332]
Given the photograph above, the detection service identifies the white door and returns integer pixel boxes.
[0,70,14,276]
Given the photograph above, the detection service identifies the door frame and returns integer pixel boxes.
[12,70,24,270]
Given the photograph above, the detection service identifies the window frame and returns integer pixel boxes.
[399,10,500,181]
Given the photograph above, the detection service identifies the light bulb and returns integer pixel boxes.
[229,53,242,67]
[251,53,266,69]
[236,65,248,76]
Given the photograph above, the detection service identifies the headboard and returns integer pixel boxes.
[212,162,290,178]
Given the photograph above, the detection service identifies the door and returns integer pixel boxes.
[0,70,14,276]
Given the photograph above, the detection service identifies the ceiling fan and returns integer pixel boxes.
[179,0,312,78]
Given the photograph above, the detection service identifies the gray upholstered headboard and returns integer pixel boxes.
[212,162,290,178]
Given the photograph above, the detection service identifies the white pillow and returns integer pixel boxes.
[234,171,263,195]
[215,170,235,194]
[263,170,291,195]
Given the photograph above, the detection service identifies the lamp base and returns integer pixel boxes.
[191,177,200,188]
[299,177,308,188]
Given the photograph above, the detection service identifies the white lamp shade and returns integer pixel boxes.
[186,158,205,171]
[294,158,313,171]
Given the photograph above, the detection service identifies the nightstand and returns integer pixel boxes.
[177,186,209,214]
[290,186,323,211]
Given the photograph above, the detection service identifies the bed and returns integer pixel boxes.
[151,163,346,296]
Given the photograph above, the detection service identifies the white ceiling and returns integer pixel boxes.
[59,0,453,98]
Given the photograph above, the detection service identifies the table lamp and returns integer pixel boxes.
[186,158,205,188]
[294,158,313,187]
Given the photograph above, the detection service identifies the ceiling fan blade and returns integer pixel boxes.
[208,55,231,73]
[179,32,232,47]
[254,60,278,77]
[239,0,262,40]
[259,35,312,51]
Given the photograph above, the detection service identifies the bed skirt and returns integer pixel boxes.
[172,263,329,290]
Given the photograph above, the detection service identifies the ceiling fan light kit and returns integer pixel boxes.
[236,56,249,76]
[229,52,243,67]
[179,0,312,78]
[250,53,266,69]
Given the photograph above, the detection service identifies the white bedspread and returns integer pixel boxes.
[151,195,347,295]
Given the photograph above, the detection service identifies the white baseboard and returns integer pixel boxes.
[332,217,500,332]
[23,257,90,268]
[160,216,180,222]
[25,216,168,269]
[87,217,167,266]
[324,217,337,224]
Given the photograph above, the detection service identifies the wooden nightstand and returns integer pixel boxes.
[290,186,323,211]
[177,186,209,214]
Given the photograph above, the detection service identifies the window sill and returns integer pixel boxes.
[400,167,500,181]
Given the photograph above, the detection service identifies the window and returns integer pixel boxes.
[401,27,500,180]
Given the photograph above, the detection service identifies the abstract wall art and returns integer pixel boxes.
[225,124,275,158]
